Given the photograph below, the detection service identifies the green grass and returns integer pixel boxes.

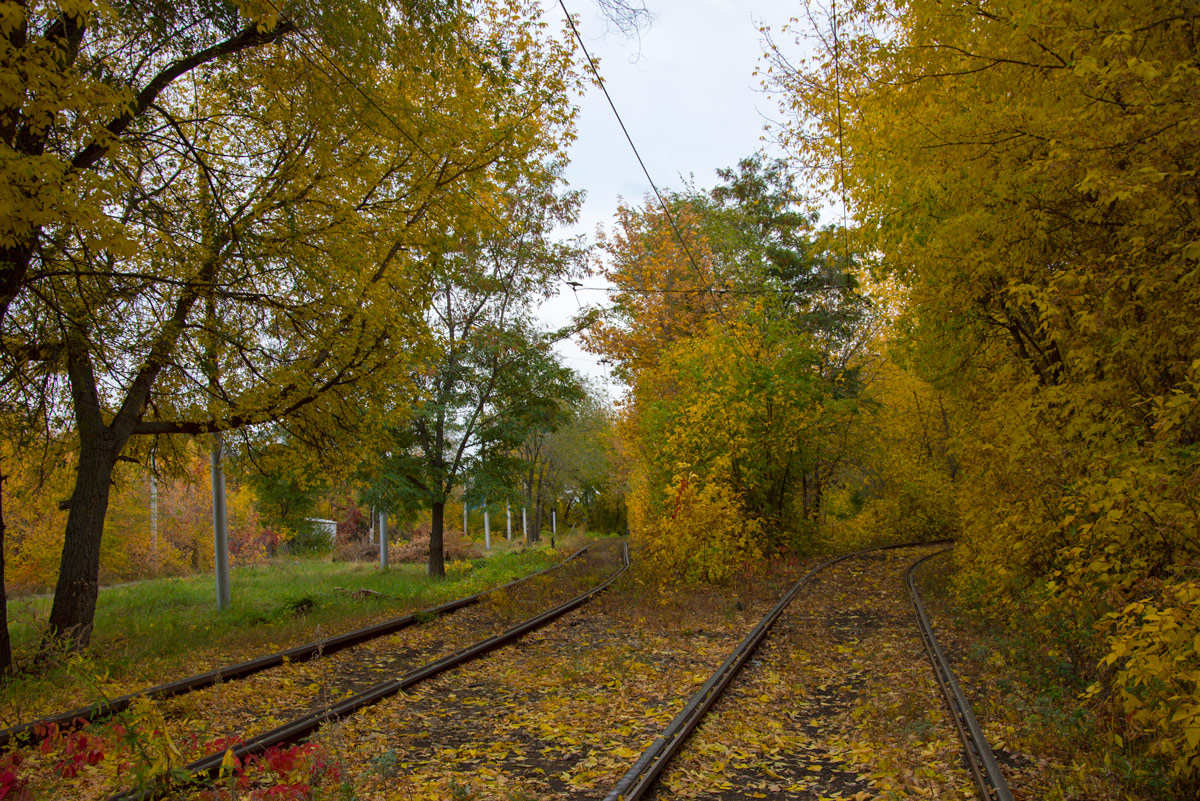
[0,546,558,725]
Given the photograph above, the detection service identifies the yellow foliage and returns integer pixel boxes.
[825,355,958,549]
[636,469,763,585]
[765,0,1200,783]
[1097,580,1200,778]
[445,559,473,576]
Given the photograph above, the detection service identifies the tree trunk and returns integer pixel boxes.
[0,471,13,675]
[428,500,446,578]
[45,435,119,649]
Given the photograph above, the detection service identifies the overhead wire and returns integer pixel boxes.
[566,282,844,296]
[556,0,749,354]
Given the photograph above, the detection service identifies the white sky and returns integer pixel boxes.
[536,0,804,394]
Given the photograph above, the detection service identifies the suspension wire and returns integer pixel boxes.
[556,0,747,349]
[566,282,844,296]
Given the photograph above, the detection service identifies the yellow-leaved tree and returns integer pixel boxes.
[0,0,580,652]
[765,0,1200,782]
[588,157,872,581]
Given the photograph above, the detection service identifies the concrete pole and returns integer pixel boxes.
[149,450,158,566]
[211,433,230,610]
[506,503,512,541]
[379,509,389,570]
[483,501,491,550]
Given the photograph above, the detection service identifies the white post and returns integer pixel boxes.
[552,508,557,537]
[379,509,389,570]
[149,450,158,565]
[210,433,230,610]
[483,501,491,550]
[368,506,375,544]
[506,503,512,541]
[463,502,468,536]
[522,506,527,542]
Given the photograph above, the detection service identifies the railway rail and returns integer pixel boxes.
[604,541,1014,801]
[908,549,1015,801]
[109,539,629,801]
[0,545,590,752]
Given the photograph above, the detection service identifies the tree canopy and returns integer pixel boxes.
[0,0,580,648]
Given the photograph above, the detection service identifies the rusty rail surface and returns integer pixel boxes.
[906,548,1015,801]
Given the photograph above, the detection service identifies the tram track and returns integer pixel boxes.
[908,549,1014,801]
[0,546,590,752]
[108,539,630,800]
[605,541,1013,801]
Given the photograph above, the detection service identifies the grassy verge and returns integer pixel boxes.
[0,545,560,726]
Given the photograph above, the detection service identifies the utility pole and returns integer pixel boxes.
[211,433,230,610]
[149,449,158,566]
[379,509,389,570]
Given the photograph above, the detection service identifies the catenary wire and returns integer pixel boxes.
[556,0,748,351]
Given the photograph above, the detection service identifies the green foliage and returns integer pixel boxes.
[589,157,871,580]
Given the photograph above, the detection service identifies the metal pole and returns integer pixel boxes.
[149,450,158,566]
[379,510,389,570]
[506,503,512,541]
[211,433,230,610]
[483,501,491,550]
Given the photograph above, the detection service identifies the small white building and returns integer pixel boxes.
[306,518,339,545]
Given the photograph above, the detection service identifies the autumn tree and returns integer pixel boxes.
[360,172,585,577]
[0,0,579,648]
[516,381,618,541]
[765,0,1200,780]
[588,156,871,581]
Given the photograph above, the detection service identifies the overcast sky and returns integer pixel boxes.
[536,0,802,393]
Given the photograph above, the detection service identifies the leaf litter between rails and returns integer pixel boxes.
[648,546,976,801]
[209,548,803,800]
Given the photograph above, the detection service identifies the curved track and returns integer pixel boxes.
[110,540,629,801]
[0,546,589,751]
[604,541,1012,801]
[907,549,1015,801]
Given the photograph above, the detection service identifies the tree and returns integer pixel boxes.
[586,156,871,579]
[513,381,613,542]
[1,0,580,648]
[362,173,585,577]
[764,0,1200,780]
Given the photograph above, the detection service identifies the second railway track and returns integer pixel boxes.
[606,542,1014,801]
